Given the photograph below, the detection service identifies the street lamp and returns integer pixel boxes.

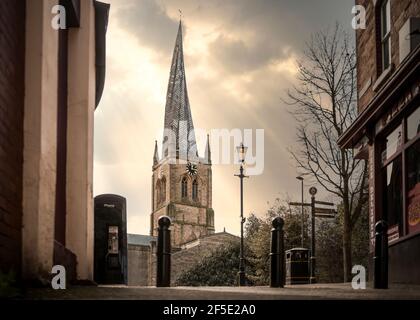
[235,142,248,286]
[296,176,304,248]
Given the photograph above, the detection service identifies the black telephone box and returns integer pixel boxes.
[94,194,128,284]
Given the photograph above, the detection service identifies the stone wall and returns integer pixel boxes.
[128,244,151,286]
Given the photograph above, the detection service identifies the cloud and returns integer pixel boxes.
[95,0,355,235]
[114,0,179,54]
[208,34,286,74]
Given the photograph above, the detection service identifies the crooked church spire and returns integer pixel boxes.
[162,21,198,162]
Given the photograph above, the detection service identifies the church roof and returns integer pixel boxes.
[161,21,198,162]
[179,231,239,250]
[127,233,156,246]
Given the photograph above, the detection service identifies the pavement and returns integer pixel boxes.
[24,283,420,300]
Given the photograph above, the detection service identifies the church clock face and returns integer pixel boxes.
[186,162,198,176]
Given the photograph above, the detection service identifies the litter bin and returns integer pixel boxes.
[285,248,310,285]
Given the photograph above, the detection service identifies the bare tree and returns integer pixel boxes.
[286,24,368,282]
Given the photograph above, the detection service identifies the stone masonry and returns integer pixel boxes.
[151,160,215,248]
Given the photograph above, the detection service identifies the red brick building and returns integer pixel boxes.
[339,0,419,284]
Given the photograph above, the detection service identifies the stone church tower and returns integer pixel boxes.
[150,21,215,248]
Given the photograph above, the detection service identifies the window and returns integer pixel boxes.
[156,180,161,205]
[108,226,119,254]
[161,177,166,203]
[381,124,402,165]
[156,178,167,205]
[378,106,420,238]
[407,107,420,141]
[407,140,420,234]
[181,177,188,198]
[192,179,198,200]
[382,157,403,236]
[380,0,391,71]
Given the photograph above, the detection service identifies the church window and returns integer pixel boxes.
[161,177,166,203]
[156,180,161,205]
[182,177,188,198]
[192,179,198,200]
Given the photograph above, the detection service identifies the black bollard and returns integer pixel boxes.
[270,216,285,288]
[156,216,171,287]
[374,220,388,289]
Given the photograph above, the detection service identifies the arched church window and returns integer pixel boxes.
[160,177,166,203]
[156,180,161,205]
[192,179,198,200]
[181,177,188,198]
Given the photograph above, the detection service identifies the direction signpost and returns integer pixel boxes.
[289,187,337,284]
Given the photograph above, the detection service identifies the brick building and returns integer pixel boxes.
[339,0,419,284]
[0,0,109,284]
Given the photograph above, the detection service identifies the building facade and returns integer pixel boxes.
[339,0,419,284]
[150,22,215,248]
[0,0,109,284]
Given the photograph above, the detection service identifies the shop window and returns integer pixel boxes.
[382,156,403,238]
[407,107,420,141]
[381,124,402,165]
[407,140,420,234]
[378,106,419,240]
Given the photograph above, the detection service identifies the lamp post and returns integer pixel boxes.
[235,142,248,286]
[296,176,304,248]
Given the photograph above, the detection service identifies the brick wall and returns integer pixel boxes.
[356,0,420,111]
[0,0,25,274]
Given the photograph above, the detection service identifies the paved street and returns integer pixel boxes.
[25,283,420,300]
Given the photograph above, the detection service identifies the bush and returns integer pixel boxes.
[175,242,241,286]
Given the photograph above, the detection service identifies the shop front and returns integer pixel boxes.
[338,46,420,284]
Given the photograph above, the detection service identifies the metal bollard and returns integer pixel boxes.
[156,216,171,287]
[270,216,285,288]
[374,220,388,289]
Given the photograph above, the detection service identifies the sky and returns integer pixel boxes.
[94,0,355,236]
